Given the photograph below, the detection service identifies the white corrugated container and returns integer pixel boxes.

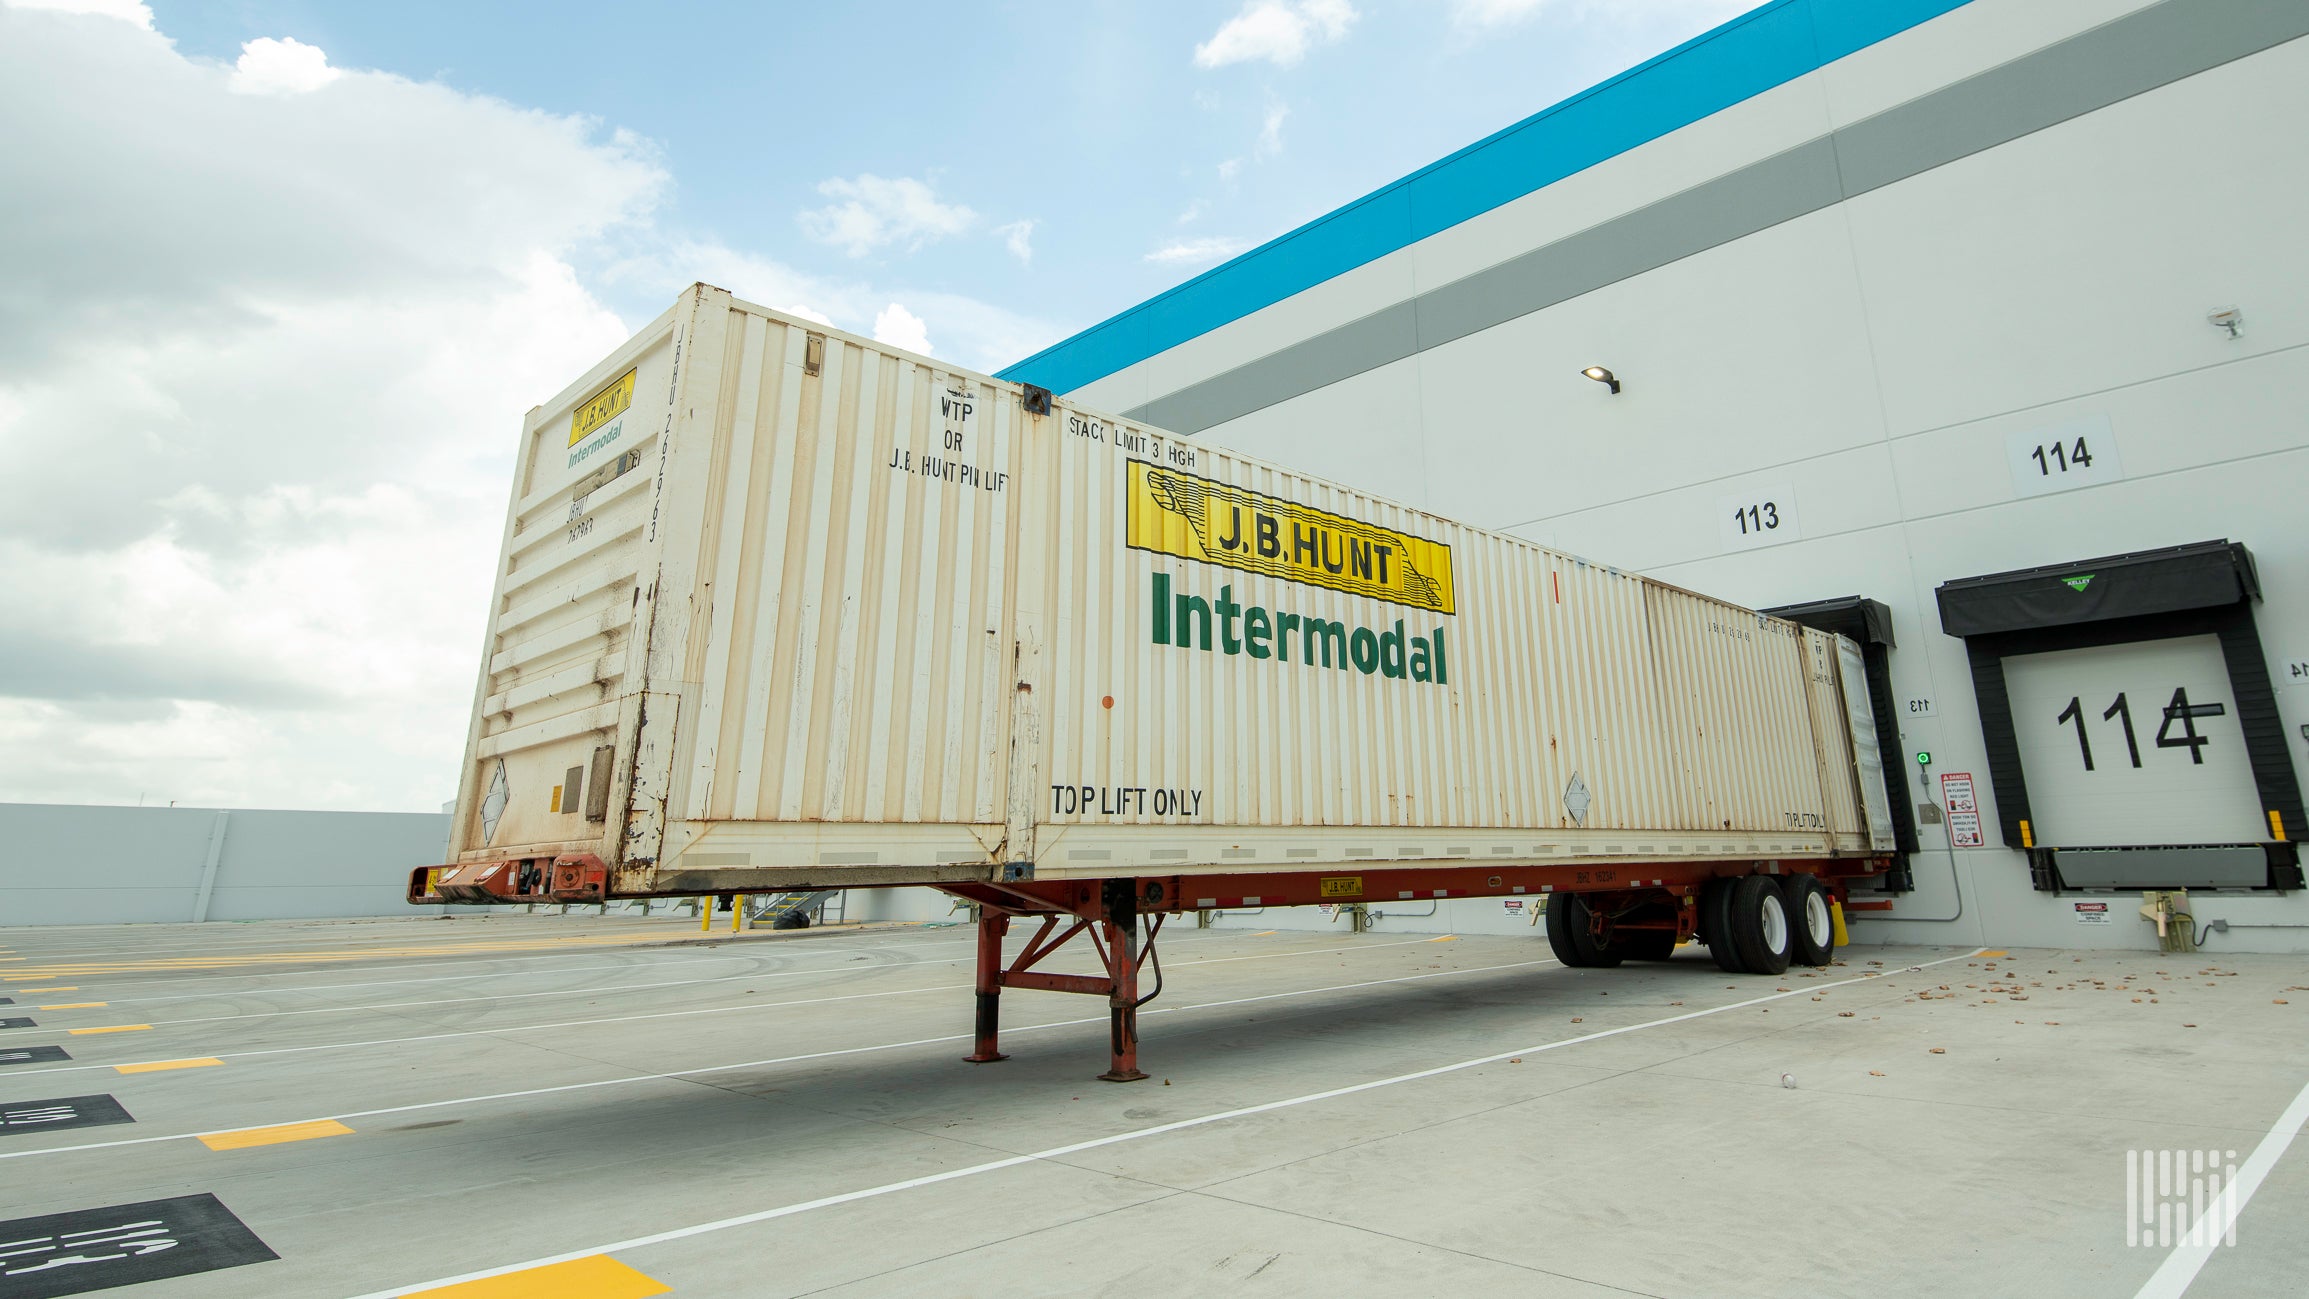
[438,285,1894,899]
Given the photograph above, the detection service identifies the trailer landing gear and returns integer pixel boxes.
[950,878,1165,1082]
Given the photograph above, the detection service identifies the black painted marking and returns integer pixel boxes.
[0,998,15,1005]
[0,1019,35,1031]
[0,1046,71,1067]
[0,1095,133,1137]
[0,1194,277,1296]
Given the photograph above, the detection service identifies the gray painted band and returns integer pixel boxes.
[1126,0,2308,435]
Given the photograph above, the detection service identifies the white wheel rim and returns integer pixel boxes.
[1760,894,1788,954]
[1805,892,1832,946]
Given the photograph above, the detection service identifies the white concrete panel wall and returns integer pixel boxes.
[0,803,453,926]
[1078,2,2309,952]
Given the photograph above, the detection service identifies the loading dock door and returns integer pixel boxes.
[1936,540,2304,891]
[2002,635,2263,847]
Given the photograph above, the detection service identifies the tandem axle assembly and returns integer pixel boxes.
[937,856,1885,1082]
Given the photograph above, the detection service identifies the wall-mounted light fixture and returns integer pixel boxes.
[1581,366,1621,395]
[2207,307,2243,340]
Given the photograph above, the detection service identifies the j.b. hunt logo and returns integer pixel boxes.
[567,366,635,469]
[1150,572,1448,684]
[1127,463,1456,615]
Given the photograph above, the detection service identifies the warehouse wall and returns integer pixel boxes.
[1013,0,2309,953]
[0,803,453,926]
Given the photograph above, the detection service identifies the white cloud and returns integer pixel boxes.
[0,6,655,810]
[781,303,836,326]
[1145,236,1252,267]
[993,218,1036,265]
[1452,0,1753,30]
[1258,101,1290,157]
[601,239,1053,375]
[1176,199,1207,225]
[797,174,977,258]
[1,0,151,28]
[0,7,1064,811]
[1193,0,1357,69]
[872,303,933,356]
[1217,158,1243,180]
[227,36,341,95]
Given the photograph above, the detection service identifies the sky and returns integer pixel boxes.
[0,0,1756,812]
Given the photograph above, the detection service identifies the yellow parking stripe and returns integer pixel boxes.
[198,1119,354,1150]
[41,1002,107,1009]
[116,1057,224,1074]
[408,1256,670,1298]
[68,1025,152,1035]
[13,987,76,993]
[2,933,685,980]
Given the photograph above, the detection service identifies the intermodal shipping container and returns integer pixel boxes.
[418,284,1896,910]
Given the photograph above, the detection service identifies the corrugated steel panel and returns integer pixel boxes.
[444,286,1890,888]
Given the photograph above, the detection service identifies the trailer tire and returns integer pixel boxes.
[773,911,810,931]
[1726,875,1792,975]
[1784,875,1834,967]
[1544,893,1622,968]
[1700,879,1744,973]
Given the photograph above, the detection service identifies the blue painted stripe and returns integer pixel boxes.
[1001,0,1976,394]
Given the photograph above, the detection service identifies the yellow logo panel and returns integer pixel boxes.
[569,367,635,447]
[1127,463,1455,615]
[1320,876,1364,898]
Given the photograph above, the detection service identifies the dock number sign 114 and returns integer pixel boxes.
[2006,414,2123,498]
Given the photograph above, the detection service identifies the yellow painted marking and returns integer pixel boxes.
[13,987,75,993]
[1254,930,1278,936]
[1428,935,1459,942]
[68,1025,152,1035]
[1978,950,2009,958]
[0,932,685,980]
[408,1255,670,1298]
[197,1119,354,1150]
[41,1002,107,1009]
[116,1057,224,1074]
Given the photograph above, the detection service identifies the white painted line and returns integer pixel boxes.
[0,932,988,991]
[0,936,1448,1078]
[18,928,1245,996]
[342,950,1982,1299]
[105,931,1439,1028]
[0,954,1558,1162]
[2132,1070,2309,1299]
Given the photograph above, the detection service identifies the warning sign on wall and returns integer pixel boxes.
[1940,772,1985,848]
[2074,901,2112,925]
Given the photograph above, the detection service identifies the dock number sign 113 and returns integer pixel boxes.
[1716,484,1801,551]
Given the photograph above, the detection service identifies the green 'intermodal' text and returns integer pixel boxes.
[1150,572,1447,684]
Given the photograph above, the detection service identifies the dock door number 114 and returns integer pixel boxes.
[2054,687,2225,771]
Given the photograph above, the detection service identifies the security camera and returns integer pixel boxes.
[2208,306,2243,339]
